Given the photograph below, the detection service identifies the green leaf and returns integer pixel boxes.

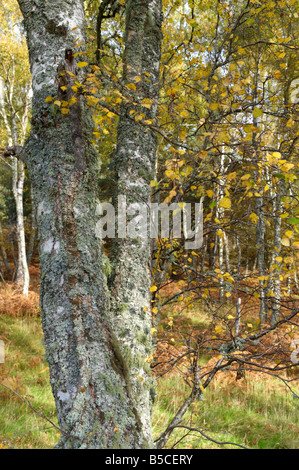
[273,173,285,179]
[288,217,299,225]
[253,107,263,118]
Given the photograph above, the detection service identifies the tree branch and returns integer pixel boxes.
[1,145,26,163]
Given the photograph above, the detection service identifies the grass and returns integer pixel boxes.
[0,314,58,449]
[152,372,299,449]
[0,284,298,449]
[152,289,299,449]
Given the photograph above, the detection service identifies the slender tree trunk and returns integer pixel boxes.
[17,0,161,449]
[270,177,282,324]
[111,0,162,445]
[200,237,207,279]
[217,153,225,302]
[291,239,299,291]
[235,298,241,336]
[252,59,267,324]
[224,231,230,273]
[255,173,267,323]
[0,68,30,295]
[11,157,29,295]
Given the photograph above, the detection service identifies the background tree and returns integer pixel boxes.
[0,0,31,294]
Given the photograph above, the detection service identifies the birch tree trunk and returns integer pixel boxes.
[252,58,267,324]
[255,172,267,324]
[111,0,162,445]
[0,69,30,295]
[217,153,225,302]
[11,157,29,295]
[17,0,162,449]
[270,177,282,325]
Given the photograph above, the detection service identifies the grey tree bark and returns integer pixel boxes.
[26,186,37,265]
[270,177,282,325]
[17,0,162,449]
[251,59,267,324]
[110,0,162,445]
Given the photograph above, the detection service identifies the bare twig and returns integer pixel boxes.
[0,382,79,441]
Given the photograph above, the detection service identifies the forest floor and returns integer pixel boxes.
[0,265,298,449]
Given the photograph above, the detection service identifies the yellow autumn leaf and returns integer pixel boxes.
[206,190,214,198]
[285,230,293,239]
[286,119,294,128]
[45,96,52,103]
[150,285,157,292]
[86,96,100,106]
[77,61,88,68]
[73,51,87,57]
[219,197,231,209]
[241,174,251,180]
[215,324,224,334]
[252,107,263,118]
[141,98,153,109]
[126,83,137,91]
[165,169,175,180]
[250,213,259,224]
[144,355,154,363]
[209,102,219,111]
[180,109,189,118]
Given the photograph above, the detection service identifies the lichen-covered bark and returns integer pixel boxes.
[111,0,162,446]
[17,0,160,448]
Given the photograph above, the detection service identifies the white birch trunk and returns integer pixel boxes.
[0,69,30,295]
